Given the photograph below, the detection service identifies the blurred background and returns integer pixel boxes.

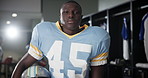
[0,0,129,62]
[0,0,133,78]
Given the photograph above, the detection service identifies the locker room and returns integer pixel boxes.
[0,0,148,78]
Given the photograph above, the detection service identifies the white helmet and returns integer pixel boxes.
[21,65,50,78]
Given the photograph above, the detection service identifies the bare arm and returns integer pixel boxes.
[90,65,106,78]
[11,53,37,78]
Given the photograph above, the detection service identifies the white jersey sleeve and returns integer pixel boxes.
[28,23,43,60]
[90,27,110,66]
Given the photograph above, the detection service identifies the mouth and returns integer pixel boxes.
[67,19,75,24]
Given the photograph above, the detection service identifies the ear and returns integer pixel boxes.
[59,13,62,22]
[81,15,83,19]
[59,12,61,18]
[59,9,62,19]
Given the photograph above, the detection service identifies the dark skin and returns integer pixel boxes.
[60,3,83,35]
[60,3,105,78]
[11,53,36,78]
[11,2,105,78]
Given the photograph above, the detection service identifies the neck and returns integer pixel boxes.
[61,27,81,35]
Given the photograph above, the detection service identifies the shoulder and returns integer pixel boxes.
[88,26,109,38]
[33,21,56,32]
[32,22,56,35]
[86,26,110,43]
[88,26,104,31]
[35,21,55,28]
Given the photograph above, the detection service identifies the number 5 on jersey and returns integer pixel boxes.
[47,40,92,78]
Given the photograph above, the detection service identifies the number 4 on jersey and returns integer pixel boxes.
[47,40,92,78]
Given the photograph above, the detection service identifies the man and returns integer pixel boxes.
[11,1,110,78]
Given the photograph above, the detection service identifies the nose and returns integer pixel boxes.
[68,12,74,18]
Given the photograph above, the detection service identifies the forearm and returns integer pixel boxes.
[11,53,37,78]
[11,61,27,78]
[90,65,106,78]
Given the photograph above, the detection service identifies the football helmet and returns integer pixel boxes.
[21,65,50,78]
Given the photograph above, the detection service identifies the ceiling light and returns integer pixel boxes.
[6,21,11,24]
[12,13,17,17]
[5,26,20,39]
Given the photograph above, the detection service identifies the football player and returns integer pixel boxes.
[11,1,110,78]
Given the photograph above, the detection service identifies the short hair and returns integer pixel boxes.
[62,0,82,13]
[64,1,81,7]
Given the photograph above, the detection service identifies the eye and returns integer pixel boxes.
[73,11,80,15]
[63,10,68,14]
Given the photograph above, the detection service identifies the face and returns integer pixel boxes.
[60,2,82,31]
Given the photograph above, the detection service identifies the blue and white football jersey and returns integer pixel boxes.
[28,21,110,78]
